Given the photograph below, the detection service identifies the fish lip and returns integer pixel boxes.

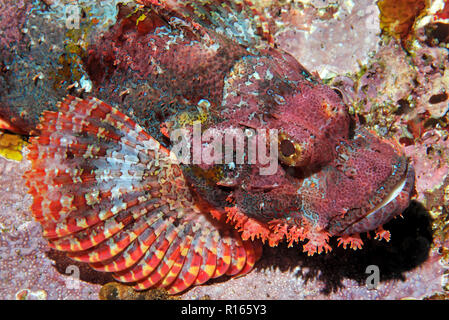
[339,162,414,235]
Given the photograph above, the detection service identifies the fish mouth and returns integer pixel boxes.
[366,169,408,217]
[338,162,415,235]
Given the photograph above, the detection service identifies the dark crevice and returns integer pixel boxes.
[429,92,448,104]
[254,201,433,294]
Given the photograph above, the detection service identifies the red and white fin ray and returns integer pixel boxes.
[235,238,259,277]
[211,233,232,278]
[69,210,167,263]
[158,234,194,288]
[225,230,247,276]
[164,223,205,294]
[113,219,180,283]
[87,213,175,271]
[194,228,219,285]
[132,224,192,290]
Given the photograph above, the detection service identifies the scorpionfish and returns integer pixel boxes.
[19,0,415,294]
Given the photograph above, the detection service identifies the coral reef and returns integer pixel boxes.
[0,0,448,300]
[271,0,382,79]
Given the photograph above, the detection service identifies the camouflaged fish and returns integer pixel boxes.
[8,0,415,294]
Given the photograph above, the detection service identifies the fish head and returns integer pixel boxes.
[222,52,414,241]
[322,128,415,236]
[269,83,414,236]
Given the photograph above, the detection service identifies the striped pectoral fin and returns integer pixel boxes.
[25,96,172,239]
[225,230,247,276]
[158,235,193,288]
[25,97,186,279]
[25,96,262,294]
[235,238,260,277]
[165,225,206,294]
[112,225,174,283]
[212,235,232,278]
[125,220,191,289]
[194,231,219,285]
[88,214,167,272]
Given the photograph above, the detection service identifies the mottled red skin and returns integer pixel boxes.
[181,48,414,252]
[7,0,414,258]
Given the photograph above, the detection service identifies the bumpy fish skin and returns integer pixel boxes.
[21,0,415,294]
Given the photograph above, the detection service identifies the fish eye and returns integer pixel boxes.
[278,132,310,167]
